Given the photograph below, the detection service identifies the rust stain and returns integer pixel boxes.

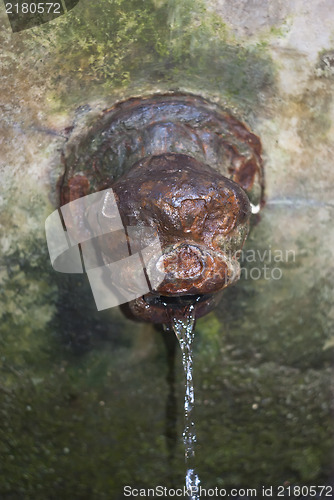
[58,94,264,322]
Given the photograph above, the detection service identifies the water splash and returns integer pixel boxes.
[168,304,201,499]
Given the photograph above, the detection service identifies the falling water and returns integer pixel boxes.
[167,304,200,499]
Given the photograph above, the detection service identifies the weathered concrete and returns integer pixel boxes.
[0,0,333,495]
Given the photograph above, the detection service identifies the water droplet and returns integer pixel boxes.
[169,303,200,499]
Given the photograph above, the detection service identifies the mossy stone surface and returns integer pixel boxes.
[0,0,334,497]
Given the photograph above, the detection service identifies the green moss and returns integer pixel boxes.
[19,0,276,111]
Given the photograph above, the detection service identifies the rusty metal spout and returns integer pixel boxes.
[58,94,264,323]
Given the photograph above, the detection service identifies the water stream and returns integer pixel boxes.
[165,304,200,499]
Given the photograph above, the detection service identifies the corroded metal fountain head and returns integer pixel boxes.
[58,94,264,323]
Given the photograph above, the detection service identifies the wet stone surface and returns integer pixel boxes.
[0,0,334,498]
[57,94,264,323]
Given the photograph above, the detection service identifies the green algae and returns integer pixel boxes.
[0,205,333,497]
[15,0,275,112]
[0,304,332,498]
[0,0,333,497]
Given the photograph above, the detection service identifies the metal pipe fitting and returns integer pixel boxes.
[58,94,264,322]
